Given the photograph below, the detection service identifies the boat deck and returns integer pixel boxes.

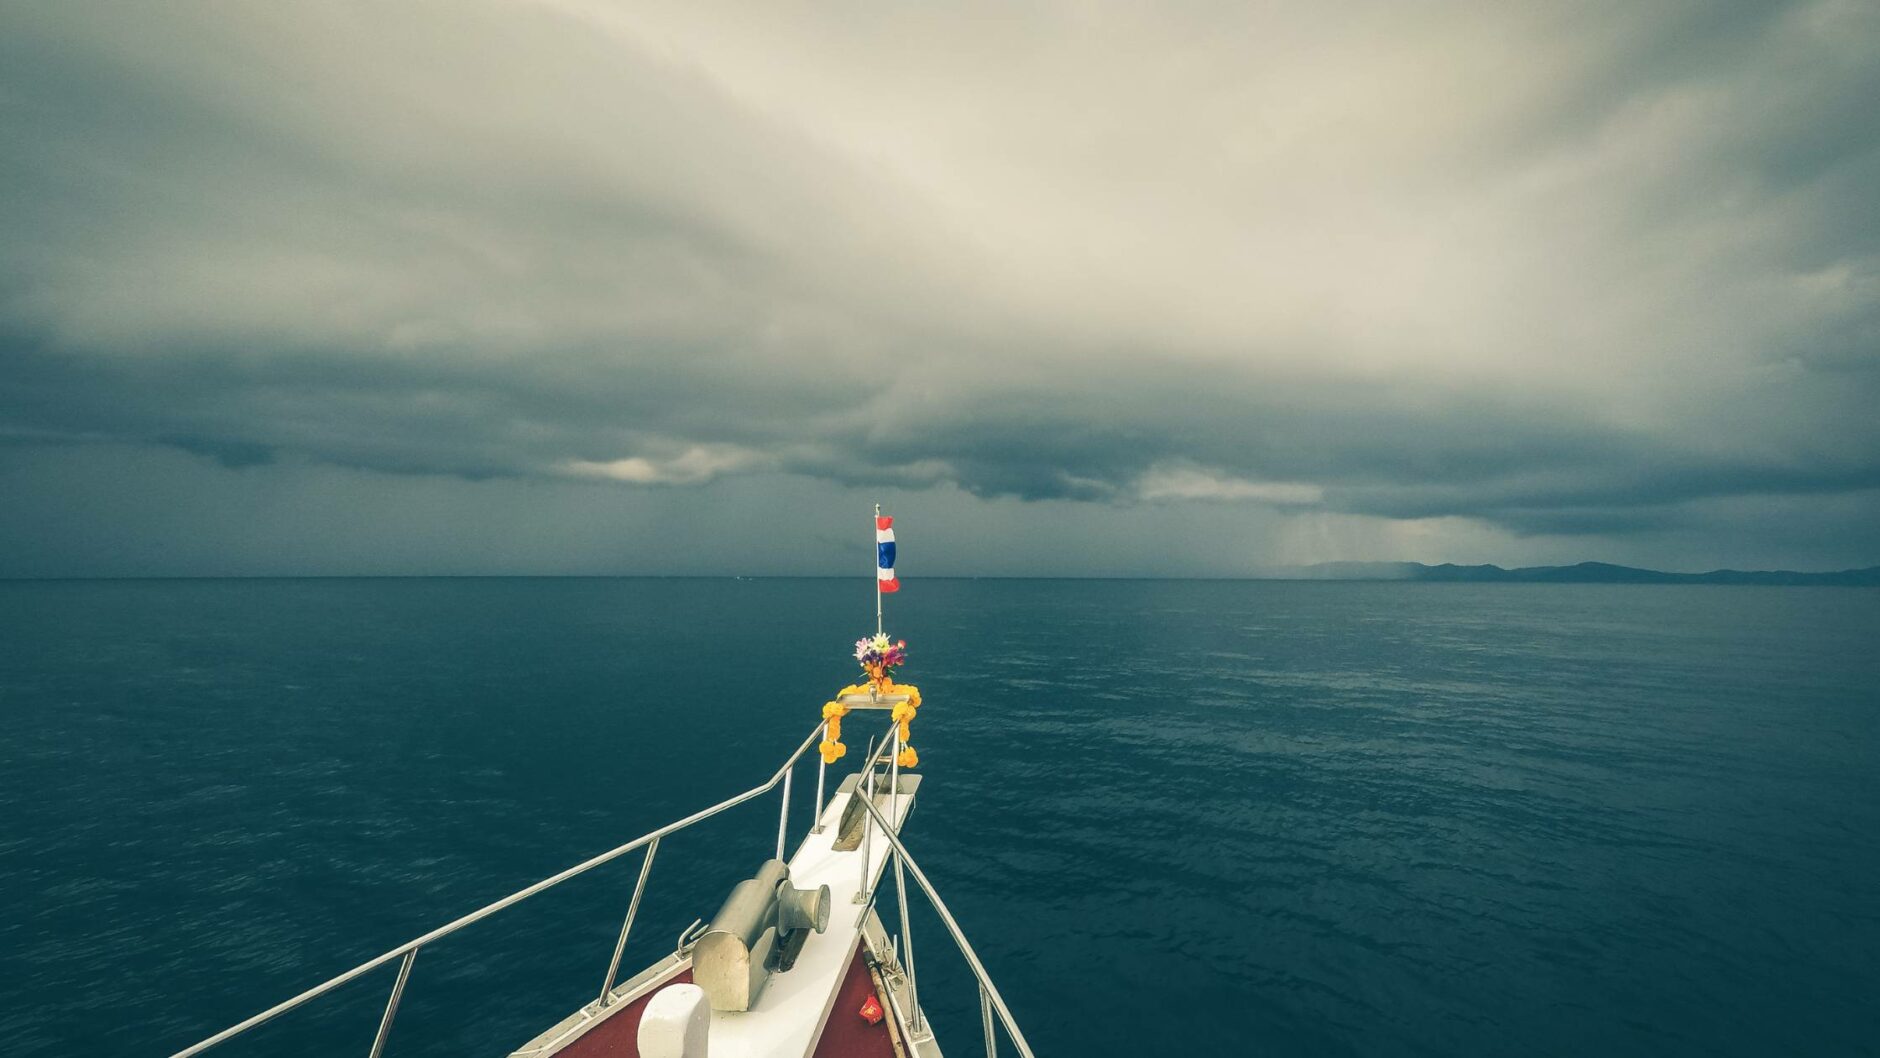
[510,770,924,1058]
[538,945,894,1058]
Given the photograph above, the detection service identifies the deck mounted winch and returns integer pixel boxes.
[692,858,830,1011]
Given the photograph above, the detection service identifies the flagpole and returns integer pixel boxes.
[874,503,883,637]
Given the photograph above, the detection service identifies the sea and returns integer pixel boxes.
[1,577,1875,1056]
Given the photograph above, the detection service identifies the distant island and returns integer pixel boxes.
[1265,561,1880,586]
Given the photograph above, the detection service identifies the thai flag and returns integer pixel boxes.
[876,515,899,593]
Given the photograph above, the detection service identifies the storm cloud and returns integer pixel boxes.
[2,0,1876,574]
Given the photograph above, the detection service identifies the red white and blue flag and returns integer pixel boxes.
[876,516,899,593]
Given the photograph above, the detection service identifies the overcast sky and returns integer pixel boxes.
[2,1,1875,577]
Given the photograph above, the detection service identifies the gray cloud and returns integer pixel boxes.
[2,0,1877,573]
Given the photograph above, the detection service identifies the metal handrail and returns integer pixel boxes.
[168,723,826,1058]
[853,776,1038,1058]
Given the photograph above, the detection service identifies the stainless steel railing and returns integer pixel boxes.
[169,715,1036,1058]
[854,727,1039,1058]
[169,723,825,1057]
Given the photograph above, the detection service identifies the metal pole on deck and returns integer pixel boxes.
[981,985,997,1057]
[896,851,922,1036]
[855,735,877,902]
[874,503,883,637]
[776,764,793,861]
[892,725,923,1040]
[599,837,660,1006]
[812,721,829,834]
[366,948,417,1058]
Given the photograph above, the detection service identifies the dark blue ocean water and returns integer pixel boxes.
[2,578,1876,1056]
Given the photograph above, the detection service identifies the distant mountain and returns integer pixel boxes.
[1275,561,1880,586]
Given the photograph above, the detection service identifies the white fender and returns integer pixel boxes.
[637,983,710,1058]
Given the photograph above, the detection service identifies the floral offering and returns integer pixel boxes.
[853,632,908,694]
[854,633,908,670]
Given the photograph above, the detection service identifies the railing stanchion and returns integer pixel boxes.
[365,948,417,1058]
[776,763,793,861]
[812,721,829,833]
[598,836,660,1006]
[895,846,923,1038]
[853,788,1038,1058]
[981,984,997,1057]
[855,735,877,903]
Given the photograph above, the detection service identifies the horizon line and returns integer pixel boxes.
[5,566,1878,584]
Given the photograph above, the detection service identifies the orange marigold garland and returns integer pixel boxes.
[819,633,922,767]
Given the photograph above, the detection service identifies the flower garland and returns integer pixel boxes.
[820,699,849,763]
[818,632,923,766]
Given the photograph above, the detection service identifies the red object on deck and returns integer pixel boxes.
[810,944,897,1058]
[858,994,883,1025]
[550,945,897,1058]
